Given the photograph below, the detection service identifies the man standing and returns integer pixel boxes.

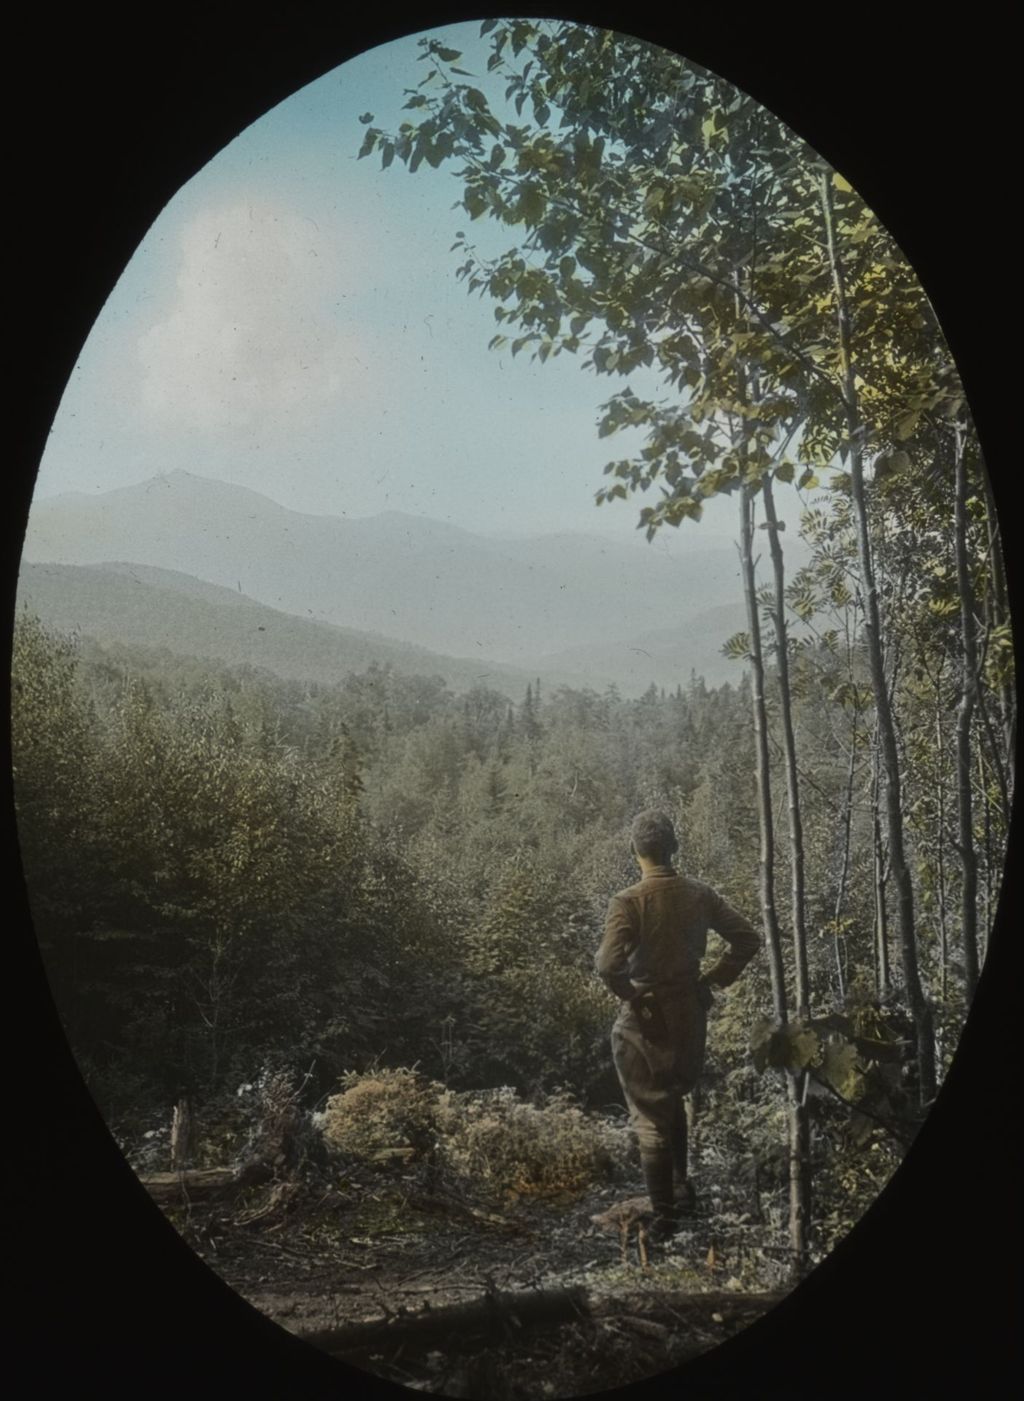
[596,809,760,1243]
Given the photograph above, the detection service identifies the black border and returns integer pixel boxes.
[10,6,1021,1396]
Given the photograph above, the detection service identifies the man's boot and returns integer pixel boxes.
[640,1147,677,1244]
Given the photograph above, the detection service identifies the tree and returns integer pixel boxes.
[356,16,1002,1112]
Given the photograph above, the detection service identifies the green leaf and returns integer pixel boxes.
[436,47,462,62]
[775,461,795,484]
[357,130,378,160]
[787,1024,819,1071]
[518,184,545,225]
[643,185,666,214]
[821,1038,863,1100]
[358,112,374,125]
[751,1019,820,1074]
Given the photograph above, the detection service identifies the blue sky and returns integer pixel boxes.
[34,19,800,548]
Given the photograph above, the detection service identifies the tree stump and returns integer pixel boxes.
[170,1097,192,1172]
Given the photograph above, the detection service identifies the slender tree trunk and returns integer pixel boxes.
[976,680,1012,831]
[788,1077,811,1277]
[738,482,808,1276]
[739,483,786,1022]
[952,426,980,1000]
[831,714,858,1006]
[974,741,995,969]
[871,739,891,1000]
[830,603,861,1005]
[934,706,949,1006]
[685,1086,701,1168]
[762,473,811,1019]
[819,173,935,1107]
[979,463,1016,784]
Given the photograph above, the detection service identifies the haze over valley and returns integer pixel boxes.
[20,471,782,694]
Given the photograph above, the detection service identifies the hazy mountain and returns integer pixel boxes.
[21,470,786,689]
[528,601,751,691]
[15,562,558,696]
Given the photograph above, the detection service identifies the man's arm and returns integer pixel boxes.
[595,895,639,1000]
[703,890,761,988]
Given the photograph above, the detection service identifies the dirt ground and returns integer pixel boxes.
[161,1165,792,1398]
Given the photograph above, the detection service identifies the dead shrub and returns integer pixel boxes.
[321,1067,442,1160]
[436,1087,631,1200]
[320,1068,632,1201]
[234,1066,326,1184]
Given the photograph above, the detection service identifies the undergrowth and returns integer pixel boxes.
[321,1068,633,1200]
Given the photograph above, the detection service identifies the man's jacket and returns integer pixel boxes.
[595,865,760,1003]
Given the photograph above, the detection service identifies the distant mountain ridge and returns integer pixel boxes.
[15,561,559,695]
[16,561,752,694]
[21,471,776,689]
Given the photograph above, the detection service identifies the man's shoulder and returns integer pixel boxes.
[681,875,717,900]
[613,872,709,901]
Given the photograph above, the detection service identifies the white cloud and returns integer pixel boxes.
[138,200,368,430]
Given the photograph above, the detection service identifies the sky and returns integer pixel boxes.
[33,19,804,548]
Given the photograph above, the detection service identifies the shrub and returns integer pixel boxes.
[319,1068,633,1200]
[321,1067,443,1159]
[437,1087,631,1199]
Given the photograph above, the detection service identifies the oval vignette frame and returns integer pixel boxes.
[10,7,1020,1398]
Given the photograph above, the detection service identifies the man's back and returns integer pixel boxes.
[597,865,759,1000]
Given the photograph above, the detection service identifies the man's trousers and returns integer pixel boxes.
[610,984,707,1156]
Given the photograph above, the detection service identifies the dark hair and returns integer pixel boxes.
[630,809,678,863]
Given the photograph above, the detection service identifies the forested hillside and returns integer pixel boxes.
[22,474,761,683]
[13,468,1011,1229]
[16,561,550,695]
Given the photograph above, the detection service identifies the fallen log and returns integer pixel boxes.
[616,1314,671,1341]
[370,1145,417,1165]
[293,1285,590,1356]
[138,1168,238,1205]
[404,1189,522,1233]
